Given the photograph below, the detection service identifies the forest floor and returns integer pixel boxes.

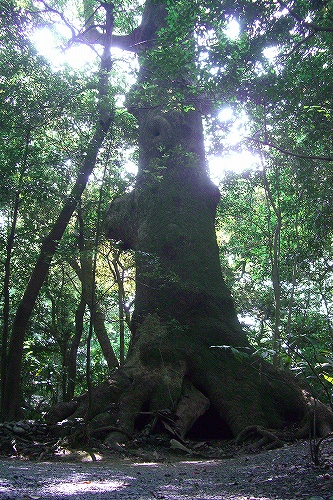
[1,438,333,499]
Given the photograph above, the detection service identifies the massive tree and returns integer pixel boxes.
[47,0,333,446]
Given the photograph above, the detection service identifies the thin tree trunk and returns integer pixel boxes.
[67,294,86,401]
[70,260,120,369]
[68,247,119,370]
[0,8,114,420]
[272,215,282,366]
[105,250,133,364]
[112,258,126,365]
[262,159,282,367]
[1,128,31,407]
[286,188,303,353]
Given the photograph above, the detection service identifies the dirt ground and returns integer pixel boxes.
[1,440,333,499]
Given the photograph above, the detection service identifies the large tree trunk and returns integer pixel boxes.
[46,0,333,445]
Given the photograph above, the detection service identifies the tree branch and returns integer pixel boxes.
[283,32,316,59]
[278,0,333,33]
[35,0,77,39]
[248,137,333,162]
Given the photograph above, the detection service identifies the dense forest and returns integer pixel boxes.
[1,0,333,447]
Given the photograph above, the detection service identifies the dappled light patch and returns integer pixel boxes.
[45,476,130,496]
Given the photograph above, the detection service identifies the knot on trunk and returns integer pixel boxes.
[105,191,138,249]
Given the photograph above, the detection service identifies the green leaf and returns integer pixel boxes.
[322,374,333,385]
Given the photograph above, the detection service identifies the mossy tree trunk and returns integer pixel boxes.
[47,0,333,445]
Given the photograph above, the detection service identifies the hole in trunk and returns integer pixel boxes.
[187,405,233,439]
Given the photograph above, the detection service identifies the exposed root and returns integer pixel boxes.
[89,425,133,439]
[104,430,131,450]
[236,425,284,451]
[139,409,182,439]
[310,432,333,466]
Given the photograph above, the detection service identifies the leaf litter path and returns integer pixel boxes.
[0,441,333,500]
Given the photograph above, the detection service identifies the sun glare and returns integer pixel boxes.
[31,27,96,69]
[225,18,240,40]
[206,106,261,183]
[263,45,279,63]
[218,107,234,122]
[209,151,260,184]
